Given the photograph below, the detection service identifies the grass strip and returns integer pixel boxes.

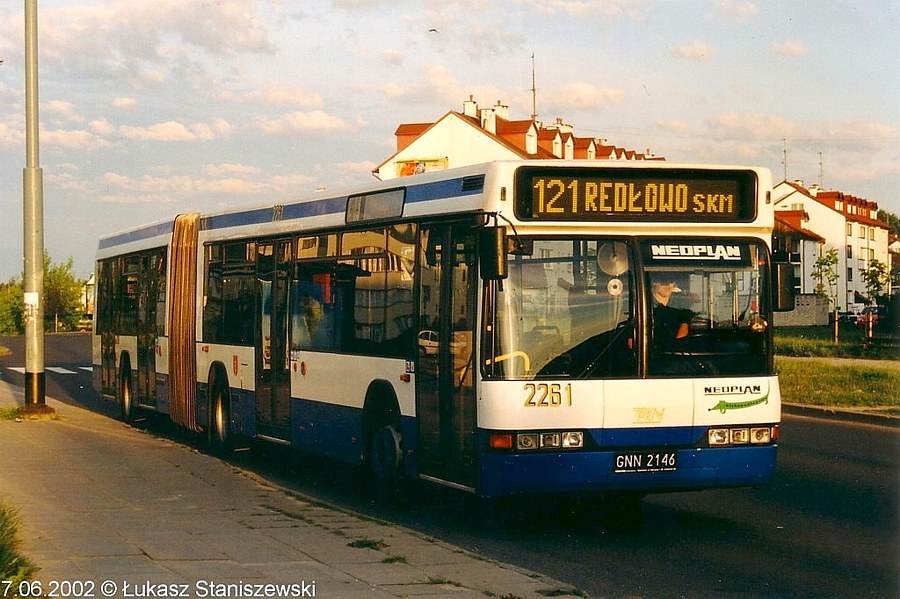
[776,357,900,409]
[0,499,36,585]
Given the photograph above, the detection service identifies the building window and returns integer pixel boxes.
[846,223,853,236]
[847,267,853,282]
[859,225,866,239]
[846,245,852,259]
[870,228,875,240]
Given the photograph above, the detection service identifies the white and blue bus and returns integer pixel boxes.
[93,160,794,501]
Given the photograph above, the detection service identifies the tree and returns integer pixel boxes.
[810,247,840,343]
[862,259,890,305]
[0,253,85,335]
[877,209,900,237]
[44,254,84,332]
[0,280,24,336]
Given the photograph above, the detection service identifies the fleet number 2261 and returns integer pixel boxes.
[523,383,573,407]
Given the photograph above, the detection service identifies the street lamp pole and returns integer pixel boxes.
[22,0,50,414]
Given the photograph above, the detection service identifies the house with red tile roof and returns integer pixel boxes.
[772,180,892,310]
[373,96,663,180]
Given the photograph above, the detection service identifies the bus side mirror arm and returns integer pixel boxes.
[773,262,795,312]
[479,226,508,281]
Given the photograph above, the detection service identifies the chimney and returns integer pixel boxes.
[481,106,497,134]
[462,95,478,118]
[492,100,509,121]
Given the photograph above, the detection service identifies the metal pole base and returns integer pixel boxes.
[21,372,53,416]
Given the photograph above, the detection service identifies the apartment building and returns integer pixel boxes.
[773,180,891,310]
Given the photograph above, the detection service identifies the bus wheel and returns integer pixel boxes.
[208,384,231,454]
[119,370,135,424]
[368,424,402,503]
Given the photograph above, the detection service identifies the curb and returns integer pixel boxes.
[783,402,900,427]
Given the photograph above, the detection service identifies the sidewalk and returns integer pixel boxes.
[0,382,582,598]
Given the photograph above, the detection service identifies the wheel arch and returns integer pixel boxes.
[361,379,401,443]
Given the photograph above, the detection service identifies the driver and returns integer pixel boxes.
[651,277,692,346]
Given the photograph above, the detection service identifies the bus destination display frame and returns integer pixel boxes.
[514,166,758,223]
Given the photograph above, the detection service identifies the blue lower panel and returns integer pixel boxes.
[292,398,365,464]
[478,445,777,498]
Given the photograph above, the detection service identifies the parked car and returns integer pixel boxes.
[856,306,883,326]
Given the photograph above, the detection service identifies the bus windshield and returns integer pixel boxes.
[482,238,772,380]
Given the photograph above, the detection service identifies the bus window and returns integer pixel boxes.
[644,240,770,377]
[485,238,636,380]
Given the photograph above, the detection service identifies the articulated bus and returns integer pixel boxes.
[93,160,794,502]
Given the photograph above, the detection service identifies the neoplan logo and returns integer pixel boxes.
[651,244,741,261]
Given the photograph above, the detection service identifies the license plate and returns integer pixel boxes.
[614,451,678,473]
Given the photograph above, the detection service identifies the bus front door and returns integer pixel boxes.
[255,241,292,441]
[416,224,477,488]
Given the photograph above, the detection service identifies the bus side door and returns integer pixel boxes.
[416,223,477,487]
[136,249,165,407]
[255,241,292,441]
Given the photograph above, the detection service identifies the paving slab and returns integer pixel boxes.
[0,381,584,598]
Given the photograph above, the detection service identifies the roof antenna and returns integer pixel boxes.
[818,151,824,188]
[781,138,787,182]
[530,52,537,122]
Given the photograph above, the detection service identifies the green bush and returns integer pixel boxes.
[0,500,36,585]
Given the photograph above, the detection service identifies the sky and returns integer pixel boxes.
[1,0,898,281]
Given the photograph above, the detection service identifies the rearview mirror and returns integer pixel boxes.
[479,226,508,280]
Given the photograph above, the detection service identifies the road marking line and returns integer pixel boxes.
[5,366,92,375]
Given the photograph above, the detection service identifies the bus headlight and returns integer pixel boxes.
[517,433,539,450]
[540,433,561,448]
[561,431,584,448]
[708,425,776,447]
[512,431,584,451]
[750,427,772,444]
[708,428,730,446]
[730,428,750,444]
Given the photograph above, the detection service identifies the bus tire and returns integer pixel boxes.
[208,383,231,454]
[119,356,135,424]
[368,423,402,503]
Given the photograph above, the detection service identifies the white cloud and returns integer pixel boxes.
[772,41,805,57]
[204,163,263,177]
[254,111,349,136]
[269,173,320,191]
[708,112,796,140]
[113,97,138,110]
[243,81,323,108]
[90,119,116,137]
[674,40,715,61]
[553,82,626,110]
[717,0,758,21]
[655,120,691,136]
[118,119,232,142]
[381,50,406,67]
[44,101,85,124]
[521,0,628,19]
[197,178,270,195]
[335,160,378,175]
[0,123,24,148]
[42,127,112,150]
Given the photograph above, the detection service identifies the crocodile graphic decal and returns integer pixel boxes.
[706,382,770,414]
